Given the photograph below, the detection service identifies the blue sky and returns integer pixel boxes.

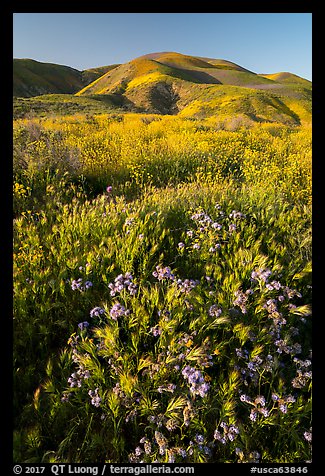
[13,13,312,80]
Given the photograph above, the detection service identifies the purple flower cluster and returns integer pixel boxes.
[150,325,162,337]
[88,388,101,407]
[129,434,189,463]
[90,306,106,318]
[235,347,249,359]
[177,278,199,294]
[110,302,130,320]
[271,393,296,414]
[190,209,228,237]
[211,222,223,230]
[154,431,168,456]
[78,321,89,331]
[165,419,178,432]
[71,278,93,292]
[263,299,287,328]
[181,365,210,398]
[183,205,247,257]
[274,339,302,355]
[233,289,254,314]
[153,265,175,281]
[291,358,312,389]
[214,421,240,444]
[304,429,312,443]
[187,439,211,458]
[240,394,270,421]
[229,210,246,220]
[282,286,302,300]
[61,392,71,403]
[158,309,171,321]
[125,217,134,226]
[191,211,213,227]
[139,436,152,455]
[68,366,90,388]
[208,304,222,318]
[251,268,272,283]
[108,272,138,296]
[208,244,221,253]
[266,280,282,291]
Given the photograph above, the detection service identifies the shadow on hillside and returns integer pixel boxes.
[176,68,222,84]
[149,82,180,114]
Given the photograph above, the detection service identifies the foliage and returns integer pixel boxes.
[13,111,312,463]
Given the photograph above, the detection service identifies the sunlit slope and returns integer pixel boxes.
[13,59,117,97]
[142,52,276,87]
[176,83,311,125]
[77,52,311,124]
[260,72,312,88]
[76,56,221,96]
[78,52,277,94]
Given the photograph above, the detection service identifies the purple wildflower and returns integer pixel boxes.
[182,365,210,397]
[110,302,129,320]
[152,265,175,281]
[177,278,199,294]
[78,321,89,331]
[90,307,105,318]
[88,388,101,407]
[251,268,272,283]
[304,430,312,443]
[150,326,162,337]
[254,395,266,407]
[214,421,240,444]
[108,272,138,296]
[229,210,245,220]
[209,304,222,317]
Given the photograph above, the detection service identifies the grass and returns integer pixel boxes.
[13,94,127,119]
[13,111,312,464]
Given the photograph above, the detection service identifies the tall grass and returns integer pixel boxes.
[13,113,312,463]
[14,113,311,205]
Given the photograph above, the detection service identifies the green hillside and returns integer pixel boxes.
[81,64,120,85]
[13,53,312,125]
[13,59,117,97]
[76,52,311,124]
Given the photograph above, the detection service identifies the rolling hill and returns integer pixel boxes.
[13,52,312,125]
[13,58,119,97]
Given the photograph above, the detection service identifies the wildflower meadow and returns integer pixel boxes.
[13,113,312,464]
